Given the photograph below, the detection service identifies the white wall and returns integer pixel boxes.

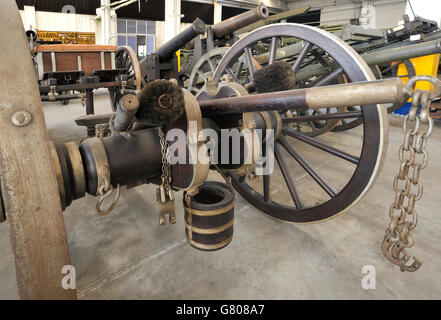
[18,9,120,45]
[19,10,98,33]
[287,0,407,29]
[405,0,441,26]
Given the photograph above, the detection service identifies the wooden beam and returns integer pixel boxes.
[0,0,76,300]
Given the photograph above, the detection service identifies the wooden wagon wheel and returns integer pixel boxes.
[109,46,142,111]
[0,0,75,299]
[215,30,347,137]
[212,24,388,223]
[187,47,229,96]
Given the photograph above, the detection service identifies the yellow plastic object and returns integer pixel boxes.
[176,50,181,72]
[397,54,440,97]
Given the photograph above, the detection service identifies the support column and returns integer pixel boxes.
[360,0,376,29]
[100,0,112,45]
[213,1,222,24]
[23,5,36,31]
[165,0,181,42]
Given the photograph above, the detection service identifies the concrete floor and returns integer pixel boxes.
[1,90,441,299]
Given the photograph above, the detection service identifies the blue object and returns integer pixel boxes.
[393,102,422,117]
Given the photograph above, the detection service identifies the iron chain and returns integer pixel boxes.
[381,76,439,272]
[157,126,172,193]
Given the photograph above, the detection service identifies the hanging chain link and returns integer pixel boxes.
[381,76,441,272]
[156,126,176,225]
[157,126,172,192]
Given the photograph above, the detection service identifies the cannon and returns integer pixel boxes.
[1,0,440,298]
[183,3,269,88]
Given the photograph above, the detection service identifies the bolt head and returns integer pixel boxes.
[11,111,32,127]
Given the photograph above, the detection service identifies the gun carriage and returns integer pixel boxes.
[188,14,441,136]
[0,0,439,298]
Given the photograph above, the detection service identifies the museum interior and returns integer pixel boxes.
[0,0,440,300]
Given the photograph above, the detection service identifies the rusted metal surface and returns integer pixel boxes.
[0,0,75,299]
[212,3,268,39]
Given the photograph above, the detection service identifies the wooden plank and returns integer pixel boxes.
[35,44,116,53]
[0,0,76,300]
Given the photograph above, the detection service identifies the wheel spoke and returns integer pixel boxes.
[283,127,359,164]
[313,67,343,87]
[279,137,337,198]
[269,37,279,65]
[263,174,271,202]
[244,47,255,82]
[292,41,313,73]
[274,144,303,208]
[283,111,363,123]
[235,61,244,79]
[197,71,205,82]
[207,58,216,71]
[226,68,242,84]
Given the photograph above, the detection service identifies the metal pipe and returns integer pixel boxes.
[294,39,441,82]
[422,29,441,42]
[362,39,441,66]
[114,94,139,131]
[198,78,405,115]
[212,3,269,39]
[151,18,206,62]
[41,94,80,102]
[256,39,441,82]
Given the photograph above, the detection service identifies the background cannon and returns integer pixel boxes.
[182,3,269,79]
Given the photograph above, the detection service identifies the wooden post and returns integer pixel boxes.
[0,0,76,299]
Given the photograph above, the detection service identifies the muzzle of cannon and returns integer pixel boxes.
[211,3,269,39]
[152,18,206,62]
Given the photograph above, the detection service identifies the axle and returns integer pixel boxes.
[198,78,406,115]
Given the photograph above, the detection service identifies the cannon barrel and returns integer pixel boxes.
[257,38,441,67]
[294,39,441,82]
[198,78,405,115]
[151,18,206,62]
[362,39,441,66]
[212,3,269,39]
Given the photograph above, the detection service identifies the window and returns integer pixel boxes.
[117,20,126,33]
[127,20,137,34]
[117,36,126,46]
[117,19,156,57]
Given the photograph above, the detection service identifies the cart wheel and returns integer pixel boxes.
[212,24,388,223]
[109,46,142,111]
[187,47,229,96]
[0,0,75,299]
